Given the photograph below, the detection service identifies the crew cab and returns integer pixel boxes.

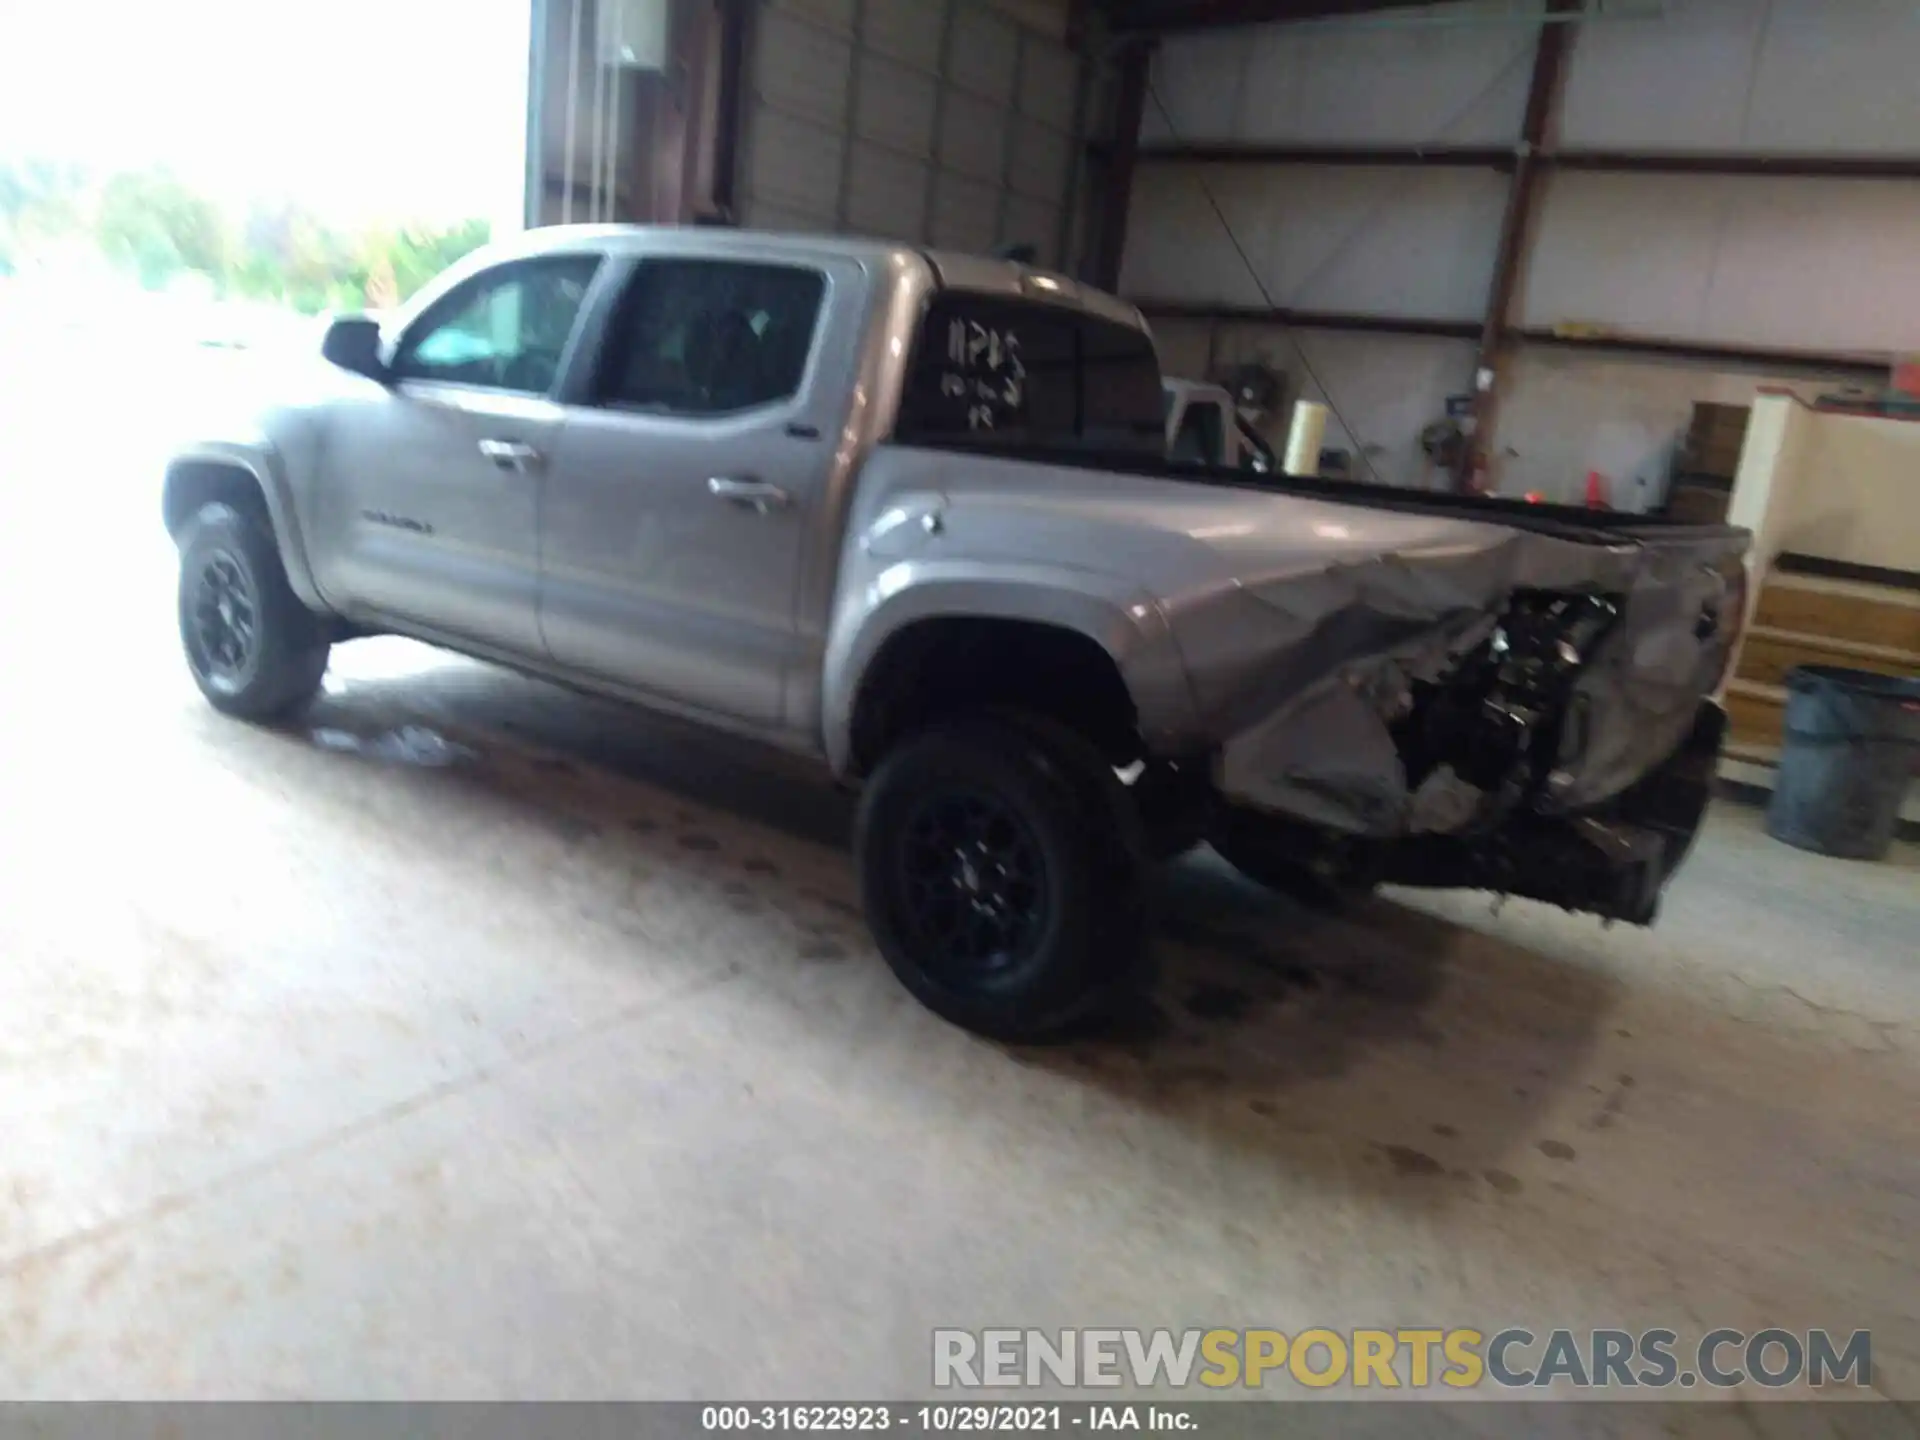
[163,225,1750,1040]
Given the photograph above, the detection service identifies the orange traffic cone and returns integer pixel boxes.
[1585,470,1611,509]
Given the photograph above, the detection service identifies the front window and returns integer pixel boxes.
[896,294,1163,455]
[392,255,601,395]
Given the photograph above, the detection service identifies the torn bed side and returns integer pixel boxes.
[1188,521,1748,843]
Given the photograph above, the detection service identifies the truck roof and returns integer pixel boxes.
[503,223,1147,333]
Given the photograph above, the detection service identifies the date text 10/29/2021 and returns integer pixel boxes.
[702,1407,1188,1432]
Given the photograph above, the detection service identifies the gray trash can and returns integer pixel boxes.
[1767,665,1920,861]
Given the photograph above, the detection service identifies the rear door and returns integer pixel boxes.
[312,252,601,654]
[538,250,861,725]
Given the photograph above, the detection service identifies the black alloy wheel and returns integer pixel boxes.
[896,789,1051,983]
[187,551,259,687]
[855,713,1150,1041]
[175,501,331,720]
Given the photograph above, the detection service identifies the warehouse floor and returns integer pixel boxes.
[1,500,1917,1402]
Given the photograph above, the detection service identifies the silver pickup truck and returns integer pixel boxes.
[163,225,1750,1039]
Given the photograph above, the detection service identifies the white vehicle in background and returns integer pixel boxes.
[1162,377,1277,473]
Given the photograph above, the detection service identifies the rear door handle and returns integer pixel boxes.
[707,476,791,514]
[479,438,543,472]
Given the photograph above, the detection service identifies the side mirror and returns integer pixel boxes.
[322,314,388,381]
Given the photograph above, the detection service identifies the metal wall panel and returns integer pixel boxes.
[1007,117,1073,201]
[939,90,1012,183]
[1145,2,1534,146]
[1522,171,1920,353]
[948,6,1022,104]
[778,0,855,32]
[1560,0,1920,155]
[845,140,932,236]
[1131,7,1520,318]
[930,171,1004,254]
[739,0,1083,265]
[855,53,939,156]
[1121,0,1920,497]
[1003,195,1064,262]
[745,109,844,225]
[1121,163,1508,321]
[754,6,853,128]
[862,0,944,66]
[1018,43,1078,133]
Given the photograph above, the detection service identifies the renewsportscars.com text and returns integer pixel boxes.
[932,1328,1872,1392]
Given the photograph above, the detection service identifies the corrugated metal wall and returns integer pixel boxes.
[738,0,1087,266]
[1121,0,1920,499]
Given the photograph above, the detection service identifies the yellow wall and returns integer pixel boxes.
[1787,413,1920,574]
[1731,397,1920,579]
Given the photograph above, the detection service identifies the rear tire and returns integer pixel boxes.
[177,502,330,720]
[855,713,1149,1041]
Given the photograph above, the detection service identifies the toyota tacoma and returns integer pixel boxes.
[163,225,1750,1039]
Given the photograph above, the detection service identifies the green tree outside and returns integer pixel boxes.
[0,158,492,312]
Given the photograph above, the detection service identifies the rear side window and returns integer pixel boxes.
[596,259,826,416]
[896,294,1163,454]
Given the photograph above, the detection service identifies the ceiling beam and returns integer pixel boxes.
[1100,0,1422,32]
[1132,302,1893,380]
[1553,151,1920,179]
[1127,141,1517,168]
[1512,329,1892,381]
[1116,141,1920,179]
[1135,300,1482,339]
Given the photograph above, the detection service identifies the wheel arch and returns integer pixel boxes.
[163,447,326,611]
[825,572,1199,779]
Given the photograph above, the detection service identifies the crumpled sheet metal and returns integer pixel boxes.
[1194,524,1742,838]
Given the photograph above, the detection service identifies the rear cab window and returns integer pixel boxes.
[895,292,1164,456]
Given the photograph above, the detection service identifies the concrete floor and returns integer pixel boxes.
[0,379,1917,1403]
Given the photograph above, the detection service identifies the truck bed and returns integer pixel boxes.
[913,439,1746,545]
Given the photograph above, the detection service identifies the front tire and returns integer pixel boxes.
[855,714,1149,1041]
[177,502,330,720]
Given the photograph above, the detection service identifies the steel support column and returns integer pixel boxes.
[1460,0,1574,490]
[1089,38,1153,292]
[709,0,751,221]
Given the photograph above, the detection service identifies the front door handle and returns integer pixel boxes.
[479,438,543,472]
[707,476,791,514]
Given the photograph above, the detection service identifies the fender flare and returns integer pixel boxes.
[164,442,327,612]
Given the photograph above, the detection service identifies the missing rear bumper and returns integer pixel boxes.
[1382,701,1726,924]
[1210,702,1727,925]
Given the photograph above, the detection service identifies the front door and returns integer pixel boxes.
[539,251,856,726]
[312,253,601,654]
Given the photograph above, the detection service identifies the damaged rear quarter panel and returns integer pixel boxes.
[824,446,1747,838]
[1202,517,1747,837]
